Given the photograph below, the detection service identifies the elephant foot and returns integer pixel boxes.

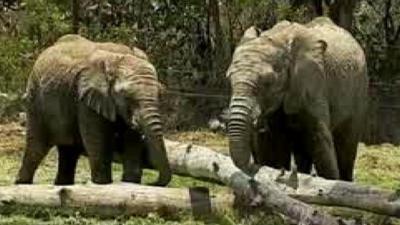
[15,170,34,184]
[92,177,112,184]
[91,167,112,184]
[15,179,33,185]
[122,170,142,184]
[54,178,75,186]
[316,168,340,180]
[121,176,141,184]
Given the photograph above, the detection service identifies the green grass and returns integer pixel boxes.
[355,143,400,190]
[1,126,400,224]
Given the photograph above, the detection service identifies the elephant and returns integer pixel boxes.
[15,34,172,186]
[227,17,368,181]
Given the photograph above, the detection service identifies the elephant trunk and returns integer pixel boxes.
[228,95,258,172]
[137,98,172,186]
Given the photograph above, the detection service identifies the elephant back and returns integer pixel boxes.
[29,35,150,93]
[96,42,149,61]
[30,38,97,89]
[307,17,366,75]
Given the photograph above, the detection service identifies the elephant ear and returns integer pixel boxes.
[78,55,119,121]
[239,26,261,44]
[283,32,327,114]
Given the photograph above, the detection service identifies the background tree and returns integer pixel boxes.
[0,0,399,143]
[72,0,79,34]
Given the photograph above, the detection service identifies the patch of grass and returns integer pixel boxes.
[2,123,400,224]
[0,214,209,225]
[355,143,400,190]
[167,130,228,154]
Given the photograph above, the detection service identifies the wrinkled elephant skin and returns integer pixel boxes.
[227,17,368,181]
[16,35,171,186]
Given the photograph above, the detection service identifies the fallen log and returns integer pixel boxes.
[0,176,348,224]
[165,140,400,218]
[1,145,349,224]
[0,134,394,223]
[0,172,346,224]
[0,184,233,218]
[165,140,354,225]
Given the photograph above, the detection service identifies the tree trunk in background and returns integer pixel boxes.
[72,0,79,34]
[137,0,145,30]
[313,0,324,15]
[328,0,357,32]
[208,0,230,84]
[220,1,234,56]
[290,0,357,32]
[206,0,218,80]
[291,0,323,18]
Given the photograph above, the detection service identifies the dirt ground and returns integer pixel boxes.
[0,122,25,153]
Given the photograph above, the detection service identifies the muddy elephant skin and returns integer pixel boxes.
[16,34,171,186]
[227,17,368,181]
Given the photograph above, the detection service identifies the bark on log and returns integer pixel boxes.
[0,170,347,224]
[0,184,233,218]
[166,140,353,225]
[1,143,349,224]
[165,140,400,218]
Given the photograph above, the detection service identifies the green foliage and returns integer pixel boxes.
[0,37,33,93]
[21,0,70,47]
[0,0,400,129]
[0,36,31,118]
[354,1,400,82]
[355,144,400,189]
[0,0,399,131]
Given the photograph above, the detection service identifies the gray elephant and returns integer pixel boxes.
[15,34,172,186]
[227,17,368,181]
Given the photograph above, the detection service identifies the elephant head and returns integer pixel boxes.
[78,50,171,186]
[227,23,327,172]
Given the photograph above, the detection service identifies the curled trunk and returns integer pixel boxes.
[228,96,256,172]
[138,100,172,186]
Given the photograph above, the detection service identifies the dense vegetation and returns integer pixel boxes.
[0,0,399,134]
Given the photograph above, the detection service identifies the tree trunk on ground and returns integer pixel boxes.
[164,140,400,218]
[1,175,349,224]
[1,140,399,223]
[4,144,354,224]
[0,184,233,219]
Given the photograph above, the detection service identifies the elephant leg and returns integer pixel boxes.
[16,113,51,184]
[78,104,113,184]
[121,129,143,183]
[333,120,359,181]
[293,147,312,173]
[292,131,312,174]
[55,145,82,185]
[308,121,340,179]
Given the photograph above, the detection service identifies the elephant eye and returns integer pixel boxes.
[272,63,283,73]
[260,71,277,85]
